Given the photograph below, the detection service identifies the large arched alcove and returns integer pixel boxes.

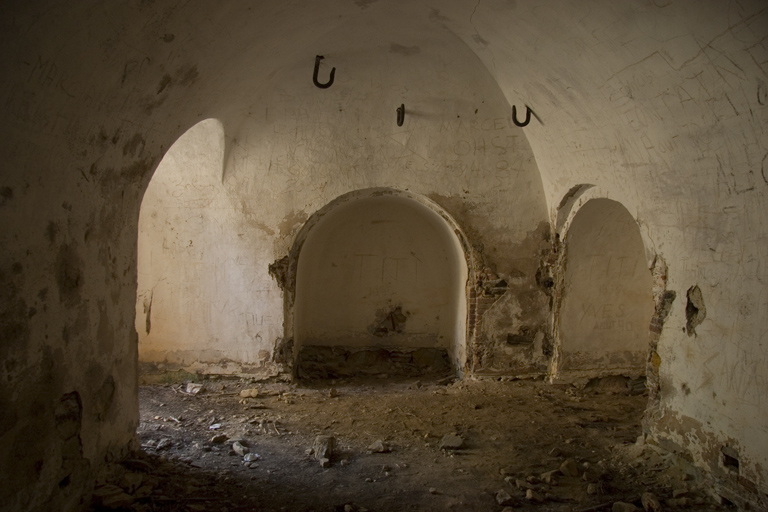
[554,198,654,380]
[291,189,469,379]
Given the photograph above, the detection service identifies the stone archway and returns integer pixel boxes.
[280,188,472,379]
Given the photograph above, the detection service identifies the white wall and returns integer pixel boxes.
[136,119,281,374]
[436,1,767,497]
[557,198,655,378]
[295,193,466,353]
[133,3,549,378]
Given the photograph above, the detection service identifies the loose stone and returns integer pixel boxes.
[185,383,203,394]
[496,489,515,506]
[526,489,545,503]
[239,388,259,398]
[368,440,391,453]
[232,441,249,456]
[438,434,464,450]
[514,478,534,490]
[210,434,228,444]
[560,458,580,477]
[641,492,661,512]
[313,435,335,461]
[541,469,560,485]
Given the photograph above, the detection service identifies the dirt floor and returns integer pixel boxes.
[90,374,731,512]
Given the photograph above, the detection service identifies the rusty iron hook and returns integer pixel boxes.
[512,105,532,127]
[397,104,405,126]
[313,55,335,89]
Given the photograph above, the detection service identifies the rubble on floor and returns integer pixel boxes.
[295,346,452,379]
[88,375,730,511]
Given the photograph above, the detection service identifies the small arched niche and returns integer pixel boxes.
[556,198,654,380]
[293,190,468,379]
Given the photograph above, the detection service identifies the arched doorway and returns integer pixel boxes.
[289,189,470,379]
[554,198,654,380]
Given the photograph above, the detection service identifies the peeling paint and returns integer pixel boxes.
[650,409,767,510]
[277,210,308,236]
[142,291,152,335]
[369,304,408,336]
[685,285,706,336]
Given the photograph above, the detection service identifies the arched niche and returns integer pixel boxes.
[554,198,654,380]
[290,189,470,379]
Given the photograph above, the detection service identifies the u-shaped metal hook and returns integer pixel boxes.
[512,105,532,127]
[397,104,405,126]
[313,55,335,89]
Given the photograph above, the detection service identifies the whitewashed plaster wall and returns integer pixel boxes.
[0,1,766,509]
[555,198,655,379]
[295,194,466,353]
[437,1,768,500]
[221,8,548,267]
[204,6,552,376]
[136,119,281,374]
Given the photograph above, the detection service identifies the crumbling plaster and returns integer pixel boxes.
[136,7,551,380]
[0,0,766,509]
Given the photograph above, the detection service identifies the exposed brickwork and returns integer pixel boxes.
[467,277,508,371]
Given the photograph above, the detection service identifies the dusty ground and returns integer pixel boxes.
[90,375,729,512]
